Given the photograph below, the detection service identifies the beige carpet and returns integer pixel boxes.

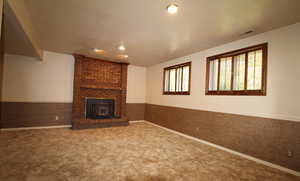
[0,122,299,181]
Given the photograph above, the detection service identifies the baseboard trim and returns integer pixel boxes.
[132,120,300,177]
[129,120,146,124]
[0,125,72,131]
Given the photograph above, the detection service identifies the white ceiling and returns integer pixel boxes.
[9,0,300,66]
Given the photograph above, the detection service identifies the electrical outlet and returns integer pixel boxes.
[287,150,293,157]
[55,116,59,121]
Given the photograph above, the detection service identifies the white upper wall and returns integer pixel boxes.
[2,51,147,103]
[126,65,146,103]
[3,51,75,102]
[146,23,300,122]
[3,23,300,120]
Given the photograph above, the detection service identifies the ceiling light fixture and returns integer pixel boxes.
[119,45,126,51]
[167,3,178,14]
[93,48,102,53]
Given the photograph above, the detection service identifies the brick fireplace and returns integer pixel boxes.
[72,54,128,129]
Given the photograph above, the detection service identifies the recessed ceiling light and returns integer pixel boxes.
[116,54,129,59]
[93,48,102,53]
[167,3,178,14]
[119,45,126,51]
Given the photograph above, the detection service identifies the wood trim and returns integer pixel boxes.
[175,67,177,92]
[205,90,266,96]
[230,56,234,90]
[188,62,192,94]
[245,52,248,90]
[181,67,184,91]
[262,44,268,96]
[162,68,166,93]
[168,70,170,92]
[163,62,191,95]
[217,59,221,90]
[207,43,268,60]
[205,43,268,96]
[163,61,191,70]
[163,91,190,95]
[205,61,210,94]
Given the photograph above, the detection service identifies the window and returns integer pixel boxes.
[163,62,191,95]
[206,43,267,96]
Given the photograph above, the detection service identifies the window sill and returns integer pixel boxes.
[205,90,266,96]
[163,92,190,95]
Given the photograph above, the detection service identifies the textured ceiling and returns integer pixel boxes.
[11,0,300,66]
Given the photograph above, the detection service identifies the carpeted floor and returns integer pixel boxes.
[0,122,299,181]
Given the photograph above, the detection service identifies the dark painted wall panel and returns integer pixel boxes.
[2,101,299,172]
[1,102,145,128]
[126,103,145,121]
[1,102,72,128]
[145,104,300,172]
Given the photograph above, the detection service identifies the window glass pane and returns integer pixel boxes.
[209,59,218,91]
[255,50,263,89]
[247,52,255,89]
[182,66,189,91]
[169,69,176,92]
[247,50,263,90]
[176,68,182,92]
[164,70,169,92]
[233,54,245,90]
[219,57,232,90]
[163,62,191,94]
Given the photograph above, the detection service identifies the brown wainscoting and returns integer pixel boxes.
[1,102,73,128]
[1,102,145,129]
[145,104,300,172]
[126,103,145,121]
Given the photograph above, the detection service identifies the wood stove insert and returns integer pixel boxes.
[85,98,119,119]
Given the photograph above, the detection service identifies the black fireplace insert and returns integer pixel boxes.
[85,98,116,119]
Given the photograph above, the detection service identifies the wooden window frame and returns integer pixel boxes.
[205,43,268,96]
[163,62,191,95]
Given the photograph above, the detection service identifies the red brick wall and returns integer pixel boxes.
[72,55,128,128]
